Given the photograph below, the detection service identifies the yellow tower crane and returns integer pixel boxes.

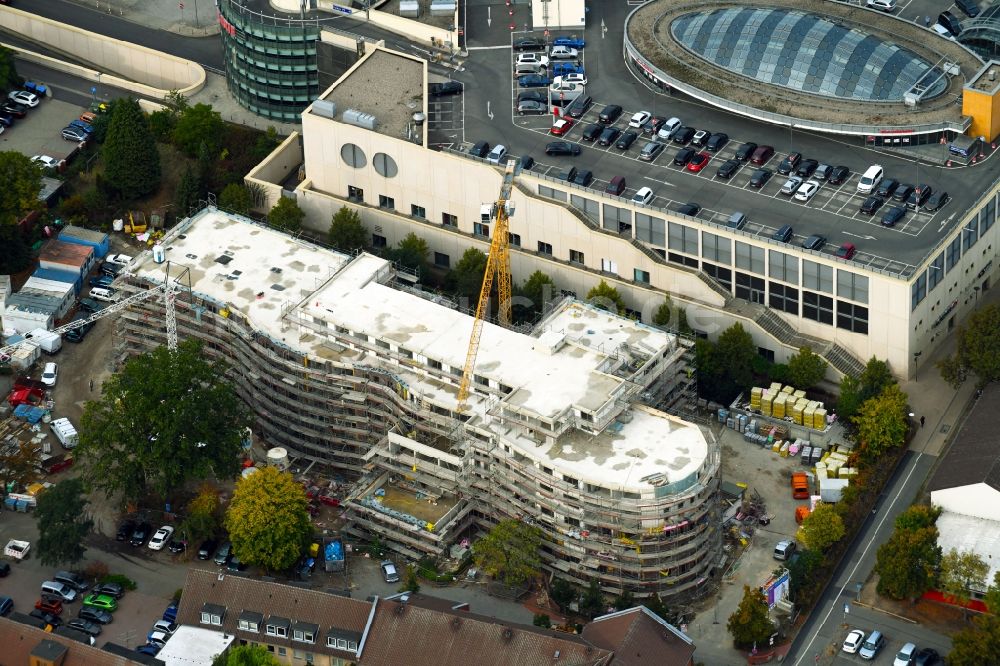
[457,159,517,411]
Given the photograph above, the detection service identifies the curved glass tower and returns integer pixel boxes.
[218,0,321,121]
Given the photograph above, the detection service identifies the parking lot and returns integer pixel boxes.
[1,95,91,164]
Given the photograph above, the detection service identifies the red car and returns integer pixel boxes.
[550,118,574,136]
[35,598,63,616]
[687,152,711,172]
[835,242,857,260]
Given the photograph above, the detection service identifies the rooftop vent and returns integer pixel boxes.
[412,112,425,126]
[215,255,233,265]
[271,267,283,274]
[313,100,336,119]
[343,108,378,131]
[270,284,286,291]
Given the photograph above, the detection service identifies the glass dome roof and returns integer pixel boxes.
[671,8,946,101]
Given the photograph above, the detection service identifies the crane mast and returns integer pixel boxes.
[457,160,517,411]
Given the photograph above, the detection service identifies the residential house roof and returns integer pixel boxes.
[927,383,1000,493]
[582,607,696,666]
[0,615,148,665]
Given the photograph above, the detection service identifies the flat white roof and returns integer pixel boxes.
[155,625,235,665]
[936,510,1000,591]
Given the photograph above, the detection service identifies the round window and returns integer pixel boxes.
[373,152,398,178]
[340,143,367,168]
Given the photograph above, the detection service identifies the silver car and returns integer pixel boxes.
[780,176,803,195]
[517,100,547,116]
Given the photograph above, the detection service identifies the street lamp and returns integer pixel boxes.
[913,351,923,381]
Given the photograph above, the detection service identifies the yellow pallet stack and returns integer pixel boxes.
[790,399,805,425]
[815,461,828,479]
[803,404,816,430]
[814,408,828,430]
[779,441,790,457]
[750,387,763,411]
[773,393,787,419]
[770,382,783,393]
[761,392,774,417]
[781,385,794,395]
[793,389,807,400]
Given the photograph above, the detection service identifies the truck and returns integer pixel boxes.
[791,472,810,499]
[323,536,345,573]
[8,387,44,408]
[4,539,30,561]
[50,418,79,450]
[24,328,62,355]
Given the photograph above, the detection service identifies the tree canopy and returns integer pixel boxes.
[854,383,910,463]
[940,548,989,616]
[787,346,827,389]
[77,339,251,504]
[516,270,557,322]
[727,585,775,648]
[949,572,1000,666]
[652,298,673,328]
[938,303,1000,389]
[268,197,305,233]
[224,466,312,572]
[212,644,281,666]
[797,503,845,552]
[179,483,222,544]
[102,98,161,201]
[697,323,756,404]
[391,233,430,273]
[586,280,625,314]
[875,505,941,600]
[327,206,367,254]
[0,151,42,226]
[837,357,896,422]
[472,519,542,587]
[0,225,30,274]
[579,579,605,618]
[447,247,488,303]
[0,46,20,92]
[219,183,254,215]
[35,478,93,566]
[172,103,224,157]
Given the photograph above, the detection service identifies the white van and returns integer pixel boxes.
[857,165,883,194]
[89,287,118,303]
[41,580,78,603]
[50,418,79,450]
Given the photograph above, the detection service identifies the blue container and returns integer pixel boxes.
[58,225,110,259]
[33,267,82,294]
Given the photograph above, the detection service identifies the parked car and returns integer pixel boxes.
[632,187,654,206]
[518,74,550,88]
[516,99,547,116]
[78,297,103,313]
[657,117,682,141]
[671,126,695,144]
[641,116,666,136]
[734,142,757,161]
[41,362,58,387]
[675,202,701,216]
[828,165,851,185]
[35,598,63,616]
[82,594,118,612]
[8,89,39,107]
[772,224,793,243]
[0,563,9,578]
[780,176,803,195]
[913,647,941,665]
[794,180,820,201]
[750,145,775,165]
[0,111,14,127]
[380,560,400,583]
[68,120,94,135]
[876,178,899,198]
[907,184,932,208]
[147,631,169,648]
[715,159,740,179]
[673,147,696,166]
[552,36,585,49]
[859,630,885,659]
[749,168,772,188]
[100,262,123,278]
[30,609,62,628]
[129,523,153,547]
[486,144,508,166]
[429,81,462,96]
[31,155,62,169]
[468,140,490,158]
[777,152,802,175]
[955,0,980,17]
[801,234,826,250]
[517,90,546,104]
[137,644,161,656]
[513,37,545,51]
[628,111,651,128]
[53,571,89,593]
[795,158,819,178]
[835,243,857,260]
[2,101,28,117]
[581,123,603,141]
[882,206,906,227]
[938,10,963,37]
[162,604,178,623]
[92,582,124,600]
[152,620,177,635]
[554,73,587,87]
[894,643,917,666]
[516,52,549,68]
[690,129,710,147]
[860,196,885,215]
[706,132,728,152]
[61,126,89,142]
[78,606,114,624]
[727,212,748,231]
[597,127,621,146]
[615,130,639,150]
[67,619,102,636]
[686,152,710,172]
[867,0,896,11]
[814,163,834,181]
[168,539,187,554]
[565,94,592,118]
[639,141,665,162]
[570,169,593,186]
[88,275,114,289]
[115,520,135,542]
[892,183,915,202]
[544,141,581,156]
[517,154,535,171]
[598,104,623,124]
[549,45,578,59]
[924,190,949,211]
[843,629,865,654]
[214,542,233,566]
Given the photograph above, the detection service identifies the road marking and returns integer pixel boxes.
[487,6,492,27]
[467,45,512,51]
[644,175,675,188]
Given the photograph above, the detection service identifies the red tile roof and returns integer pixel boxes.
[0,616,142,665]
[582,607,695,666]
[38,240,93,268]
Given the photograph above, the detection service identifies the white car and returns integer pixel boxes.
[657,117,682,140]
[148,526,174,551]
[41,362,58,387]
[8,90,40,108]
[632,187,654,206]
[549,80,578,93]
[893,642,916,666]
[486,144,508,166]
[629,111,652,128]
[105,253,134,267]
[516,52,549,68]
[554,73,587,86]
[147,631,169,648]
[549,45,579,59]
[780,175,803,195]
[152,620,177,635]
[31,155,62,169]
[842,629,865,654]
[931,23,956,40]
[794,180,821,201]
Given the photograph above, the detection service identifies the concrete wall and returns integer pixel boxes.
[246,133,304,210]
[0,6,205,96]
[311,0,458,51]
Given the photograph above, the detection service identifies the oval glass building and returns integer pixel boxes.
[671,8,946,101]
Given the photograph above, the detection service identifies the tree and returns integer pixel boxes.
[180,484,221,544]
[940,549,989,618]
[448,247,488,303]
[0,151,42,225]
[174,165,201,217]
[787,548,824,604]
[471,519,542,587]
[837,374,863,422]
[652,298,672,328]
[939,303,1000,389]
[893,504,941,532]
[212,644,281,666]
[219,183,254,215]
[677,307,693,335]
[787,346,827,389]
[698,323,757,404]
[0,46,20,92]
[986,571,1000,614]
[224,466,312,572]
[949,613,1000,666]
[267,197,305,233]
[0,439,41,491]
[172,102,224,157]
[854,383,909,463]
[550,578,576,609]
[579,579,605,619]
[797,503,845,551]
[402,564,421,593]
[102,98,161,200]
[327,206,367,253]
[516,270,557,321]
[727,585,775,649]
[0,224,30,274]
[586,280,625,314]
[643,593,669,623]
[875,522,941,600]
[78,339,252,503]
[612,589,636,611]
[533,613,552,628]
[391,233,430,273]
[35,478,94,566]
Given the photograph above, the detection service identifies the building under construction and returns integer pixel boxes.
[116,207,720,601]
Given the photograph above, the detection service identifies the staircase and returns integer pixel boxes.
[823,343,866,377]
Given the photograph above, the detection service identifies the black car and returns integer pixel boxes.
[907,184,932,208]
[571,169,593,186]
[913,647,941,666]
[615,130,639,150]
[773,224,793,242]
[429,81,462,96]
[1,101,27,118]
[675,202,701,216]
[813,163,834,181]
[516,100,547,116]
[168,539,187,554]
[598,104,622,124]
[860,196,885,215]
[882,205,906,227]
[706,132,729,152]
[876,178,899,198]
[795,158,819,178]
[0,112,13,127]
[545,141,581,156]
[638,141,665,162]
[129,522,153,547]
[92,582,124,599]
[116,520,135,542]
[749,168,773,188]
[67,619,102,636]
[517,90,546,104]
[100,262,122,278]
[64,313,95,343]
[469,141,490,158]
[938,10,963,36]
[734,142,757,161]
[892,183,915,202]
[671,126,695,144]
[513,37,545,51]
[777,152,802,175]
[30,610,62,628]
[924,190,949,211]
[955,0,979,17]
[78,607,113,625]
[641,116,666,136]
[597,127,621,146]
[801,234,826,250]
[673,147,696,166]
[565,95,592,119]
[559,166,578,182]
[78,297,103,313]
[715,159,740,179]
[0,563,9,578]
[517,154,535,171]
[828,165,851,185]
[197,539,218,560]
[581,123,602,141]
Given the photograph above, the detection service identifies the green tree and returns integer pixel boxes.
[0,151,42,225]
[854,383,910,463]
[402,564,421,593]
[172,103,224,157]
[78,339,252,504]
[986,571,1000,614]
[268,197,305,233]
[174,165,202,217]
[939,303,1000,389]
[875,518,941,600]
[787,346,827,389]
[859,357,895,397]
[579,578,605,619]
[212,644,281,666]
[219,183,254,215]
[391,232,430,273]
[698,323,756,404]
[643,593,669,623]
[677,307,693,335]
[837,374,863,422]
[516,270,557,321]
[533,613,552,628]
[0,46,20,91]
[550,578,576,609]
[224,466,312,572]
[0,225,30,273]
[179,483,221,544]
[327,206,367,253]
[471,519,542,587]
[797,503,845,551]
[102,97,161,200]
[940,548,989,618]
[612,589,636,611]
[727,585,775,648]
[652,298,672,328]
[35,478,93,566]
[949,614,1000,666]
[787,548,824,604]
[894,504,941,532]
[447,248,488,303]
[586,280,626,314]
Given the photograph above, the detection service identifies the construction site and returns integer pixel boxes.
[105,188,722,601]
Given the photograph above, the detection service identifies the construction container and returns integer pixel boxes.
[32,267,82,295]
[58,225,110,259]
[323,536,345,573]
[38,240,95,279]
